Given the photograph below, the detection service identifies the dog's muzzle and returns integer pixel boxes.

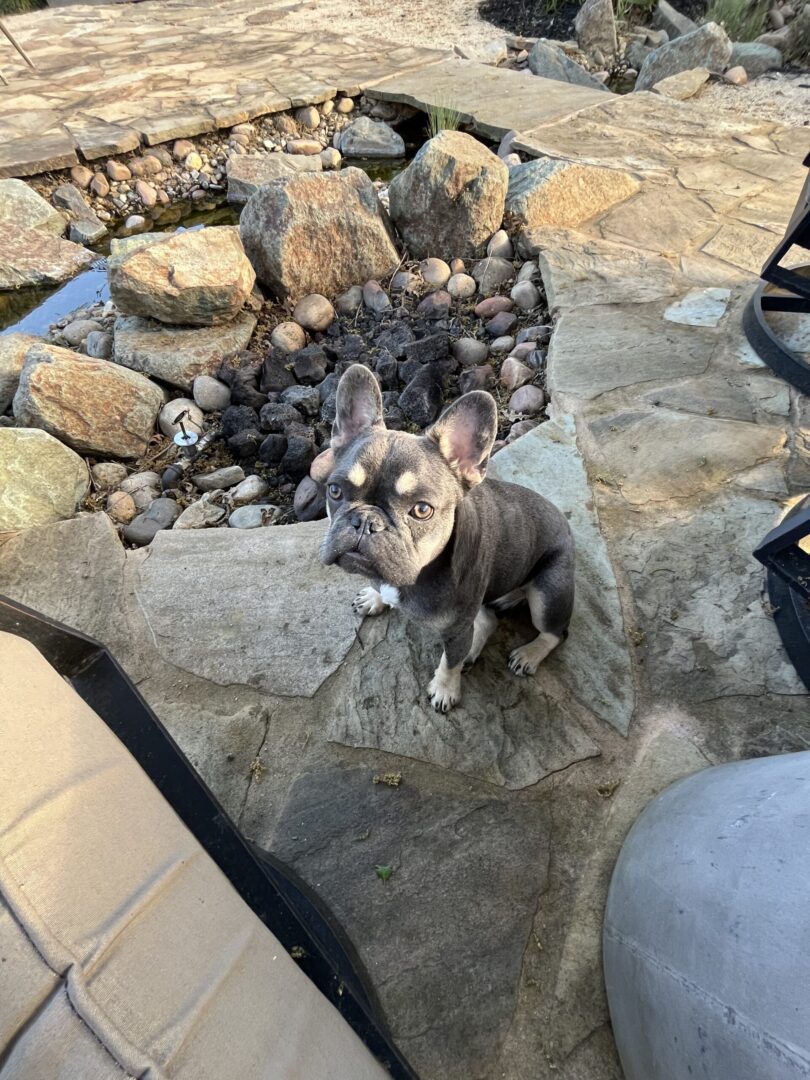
[319,507,389,573]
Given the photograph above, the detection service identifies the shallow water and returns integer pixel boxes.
[1,200,240,338]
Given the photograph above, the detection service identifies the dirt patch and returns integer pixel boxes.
[478,0,580,41]
[696,71,810,127]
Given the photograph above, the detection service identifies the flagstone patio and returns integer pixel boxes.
[1,7,810,1079]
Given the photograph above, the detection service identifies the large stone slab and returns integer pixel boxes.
[505,159,638,231]
[582,406,786,503]
[272,764,551,1080]
[548,301,717,400]
[0,131,78,179]
[0,333,41,412]
[489,416,635,734]
[226,152,321,204]
[328,613,600,788]
[0,179,65,235]
[0,427,89,533]
[132,522,359,697]
[519,226,678,311]
[596,182,719,256]
[0,223,95,289]
[13,342,163,459]
[113,311,257,391]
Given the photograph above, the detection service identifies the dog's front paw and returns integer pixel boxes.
[427,669,461,713]
[352,586,387,617]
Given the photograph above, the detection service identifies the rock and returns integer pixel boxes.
[113,312,256,391]
[508,384,546,414]
[281,434,315,480]
[0,427,89,532]
[336,97,355,114]
[192,465,245,491]
[575,0,618,57]
[652,0,697,39]
[221,404,259,439]
[286,139,323,156]
[450,258,466,274]
[447,272,477,299]
[453,338,489,366]
[416,290,452,319]
[499,357,534,392]
[293,293,335,332]
[226,153,321,204]
[60,318,101,347]
[158,398,204,439]
[106,160,131,181]
[472,256,514,296]
[295,105,320,129]
[490,335,515,355]
[652,66,711,99]
[106,489,138,523]
[497,129,519,159]
[124,215,147,230]
[475,296,514,318]
[506,420,539,443]
[335,285,364,314]
[363,280,392,313]
[193,374,231,412]
[487,311,518,337]
[134,180,157,208]
[119,471,160,496]
[511,280,541,311]
[785,4,810,62]
[506,159,639,230]
[458,365,495,393]
[231,474,270,506]
[724,65,748,84]
[91,462,128,489]
[527,41,613,91]
[0,333,40,412]
[123,497,180,546]
[388,131,509,261]
[228,505,270,529]
[184,152,203,171]
[109,227,256,326]
[70,165,93,189]
[487,230,514,259]
[174,494,227,530]
[260,355,295,395]
[258,433,287,463]
[401,332,448,364]
[636,23,732,92]
[420,257,452,288]
[0,179,65,235]
[728,41,783,74]
[339,116,405,158]
[260,402,304,433]
[85,330,113,359]
[0,223,95,290]
[321,147,342,170]
[292,344,327,384]
[90,173,110,198]
[240,168,399,301]
[294,475,326,521]
[13,343,163,459]
[271,321,307,353]
[399,367,443,426]
[173,139,195,161]
[517,323,552,346]
[280,384,320,416]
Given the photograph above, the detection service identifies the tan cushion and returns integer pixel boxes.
[0,631,386,1080]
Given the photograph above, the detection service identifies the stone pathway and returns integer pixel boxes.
[2,43,810,1080]
[0,0,448,176]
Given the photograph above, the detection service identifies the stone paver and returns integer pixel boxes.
[0,0,448,176]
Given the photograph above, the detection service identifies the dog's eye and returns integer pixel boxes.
[327,483,343,500]
[410,502,434,520]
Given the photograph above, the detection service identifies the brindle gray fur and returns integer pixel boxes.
[319,364,575,712]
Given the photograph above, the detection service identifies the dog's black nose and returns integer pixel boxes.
[350,510,386,535]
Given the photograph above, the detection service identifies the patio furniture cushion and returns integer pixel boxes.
[0,630,386,1080]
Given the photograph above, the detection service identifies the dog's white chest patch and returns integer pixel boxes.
[379,583,401,608]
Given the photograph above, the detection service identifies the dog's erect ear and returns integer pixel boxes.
[427,391,498,486]
[331,364,385,451]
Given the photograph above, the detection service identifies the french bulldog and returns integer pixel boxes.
[316,364,575,712]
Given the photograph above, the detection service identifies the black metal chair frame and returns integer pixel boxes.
[0,595,418,1080]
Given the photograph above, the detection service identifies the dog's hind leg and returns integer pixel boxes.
[508,548,574,677]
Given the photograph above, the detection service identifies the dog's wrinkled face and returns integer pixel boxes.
[318,364,497,587]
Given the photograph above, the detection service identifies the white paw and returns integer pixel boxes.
[352,586,387,617]
[427,669,461,713]
[508,644,540,677]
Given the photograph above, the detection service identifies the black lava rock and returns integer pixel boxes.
[259,433,288,464]
[401,331,448,365]
[280,384,320,417]
[260,402,304,433]
[260,354,296,394]
[375,323,415,358]
[399,367,443,427]
[374,350,398,390]
[221,404,260,439]
[326,334,366,364]
[292,344,328,385]
[281,435,315,480]
[228,428,263,459]
[320,389,338,425]
[318,372,339,402]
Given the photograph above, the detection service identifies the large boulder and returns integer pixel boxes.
[527,41,612,91]
[0,179,65,235]
[728,41,783,75]
[652,0,697,39]
[13,343,164,459]
[108,227,256,326]
[51,182,107,245]
[239,168,400,301]
[113,311,257,391]
[636,23,732,91]
[575,0,618,58]
[506,159,639,230]
[388,131,509,261]
[0,333,41,412]
[0,224,95,290]
[0,427,89,533]
[226,153,321,204]
[338,117,405,158]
